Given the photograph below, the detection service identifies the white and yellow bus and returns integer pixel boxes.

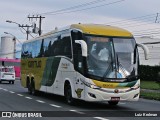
[21,24,148,105]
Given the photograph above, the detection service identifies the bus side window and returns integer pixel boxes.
[62,36,72,58]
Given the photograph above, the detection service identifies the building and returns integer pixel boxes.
[0,35,20,78]
[0,35,16,59]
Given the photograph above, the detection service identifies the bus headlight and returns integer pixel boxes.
[131,84,140,90]
[81,80,100,89]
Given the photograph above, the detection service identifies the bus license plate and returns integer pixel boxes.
[111,97,120,101]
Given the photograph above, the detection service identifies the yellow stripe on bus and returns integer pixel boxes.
[92,80,119,88]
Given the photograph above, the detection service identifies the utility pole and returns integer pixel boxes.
[28,15,45,36]
[155,13,159,23]
[19,24,33,40]
[6,20,34,40]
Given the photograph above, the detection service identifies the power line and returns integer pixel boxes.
[106,13,158,24]
[132,28,160,33]
[134,31,160,37]
[109,16,156,27]
[112,19,158,28]
[41,0,125,16]
[133,30,160,35]
[0,51,21,56]
[41,0,107,15]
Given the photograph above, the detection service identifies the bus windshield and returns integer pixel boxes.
[86,35,138,81]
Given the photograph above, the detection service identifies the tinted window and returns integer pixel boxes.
[21,33,72,59]
[53,36,72,58]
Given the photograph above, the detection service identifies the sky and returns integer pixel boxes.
[0,0,160,58]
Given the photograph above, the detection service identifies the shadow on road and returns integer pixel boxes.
[27,91,135,110]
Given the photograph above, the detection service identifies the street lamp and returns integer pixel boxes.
[6,20,33,40]
[6,20,20,26]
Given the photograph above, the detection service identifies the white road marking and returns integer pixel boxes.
[50,104,61,108]
[17,94,23,96]
[25,97,32,99]
[69,110,85,114]
[0,88,3,89]
[9,91,15,93]
[94,117,110,120]
[36,100,45,103]
[3,89,8,91]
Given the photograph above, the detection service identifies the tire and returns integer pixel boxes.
[27,79,32,94]
[9,81,11,84]
[30,81,37,95]
[64,83,74,105]
[108,101,119,105]
[0,81,1,84]
[12,81,14,84]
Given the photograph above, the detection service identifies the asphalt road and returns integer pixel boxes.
[0,80,159,120]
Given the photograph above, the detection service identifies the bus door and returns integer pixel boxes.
[71,30,85,99]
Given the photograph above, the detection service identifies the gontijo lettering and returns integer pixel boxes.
[28,61,41,68]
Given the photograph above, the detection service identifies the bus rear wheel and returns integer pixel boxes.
[108,101,119,105]
[64,83,74,105]
[27,79,32,94]
[27,83,32,94]
[30,80,37,95]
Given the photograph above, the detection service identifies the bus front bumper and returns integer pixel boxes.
[84,86,140,102]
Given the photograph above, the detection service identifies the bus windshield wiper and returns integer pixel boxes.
[101,52,115,81]
[101,62,114,81]
[116,54,127,78]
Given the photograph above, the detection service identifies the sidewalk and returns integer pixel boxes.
[141,89,160,93]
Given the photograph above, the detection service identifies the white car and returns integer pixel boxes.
[0,66,15,84]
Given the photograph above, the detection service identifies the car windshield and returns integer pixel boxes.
[85,35,138,80]
[1,68,14,72]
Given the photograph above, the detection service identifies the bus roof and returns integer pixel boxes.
[71,24,133,37]
[24,24,133,43]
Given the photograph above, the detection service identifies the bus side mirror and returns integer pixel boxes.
[75,40,87,57]
[137,43,149,60]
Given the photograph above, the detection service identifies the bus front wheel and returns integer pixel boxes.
[64,83,74,105]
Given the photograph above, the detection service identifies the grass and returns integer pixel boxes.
[140,80,160,90]
[140,80,160,101]
[140,91,160,101]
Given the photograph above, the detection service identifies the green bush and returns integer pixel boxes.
[139,65,160,81]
